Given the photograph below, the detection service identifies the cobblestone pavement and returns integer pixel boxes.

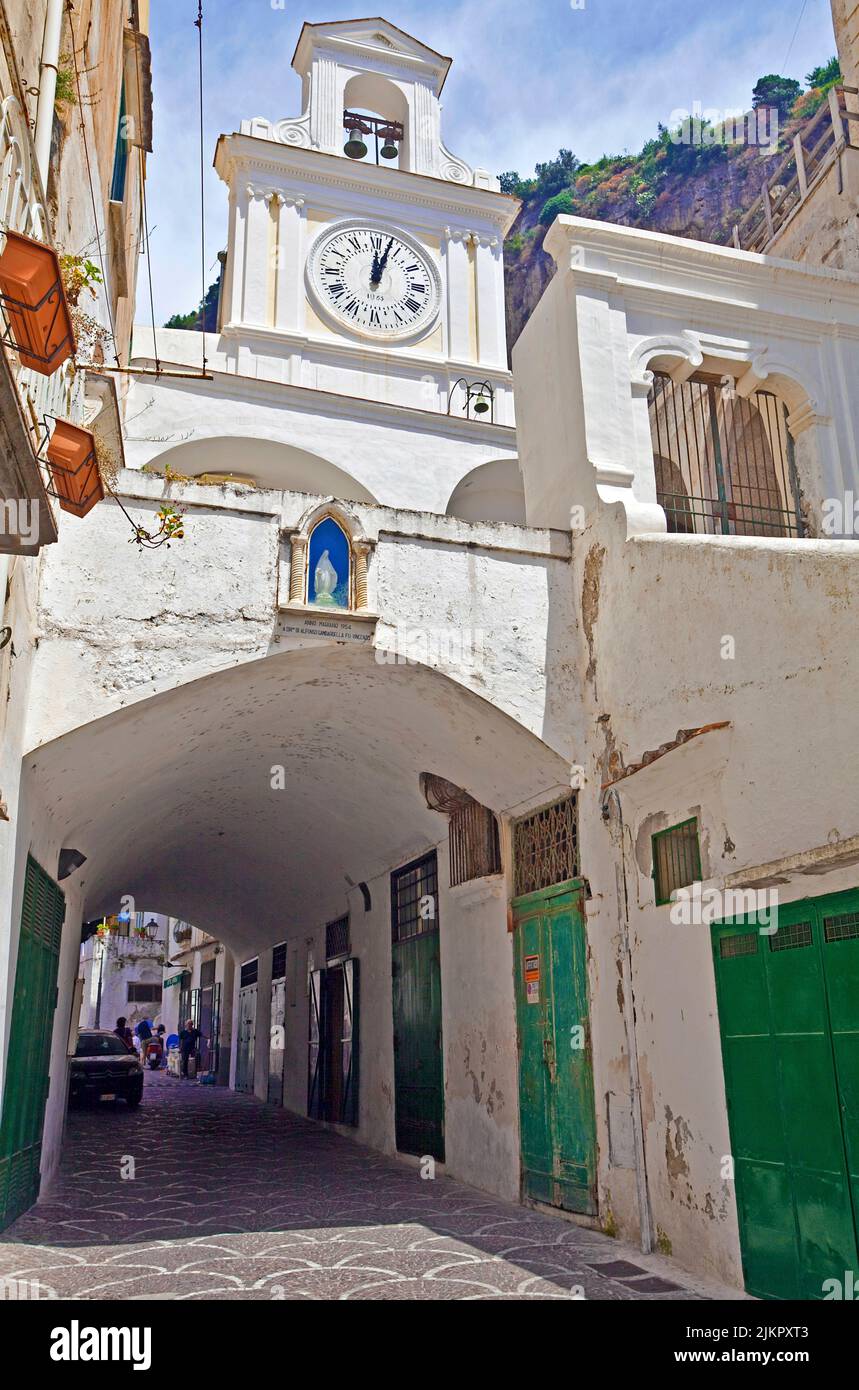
[0,1072,739,1301]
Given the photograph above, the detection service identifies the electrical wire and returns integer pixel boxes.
[66,0,120,368]
[782,0,810,73]
[195,1,207,375]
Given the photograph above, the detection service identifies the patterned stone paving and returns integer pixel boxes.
[0,1072,738,1301]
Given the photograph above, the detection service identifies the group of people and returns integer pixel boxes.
[112,1016,201,1077]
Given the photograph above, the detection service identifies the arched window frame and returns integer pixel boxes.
[630,334,828,538]
[286,499,374,612]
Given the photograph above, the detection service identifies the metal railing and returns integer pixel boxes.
[733,86,859,253]
[648,372,804,539]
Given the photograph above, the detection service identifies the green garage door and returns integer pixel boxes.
[712,888,859,1299]
[0,856,65,1230]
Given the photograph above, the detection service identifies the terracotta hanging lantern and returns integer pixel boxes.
[0,230,75,375]
[45,420,104,518]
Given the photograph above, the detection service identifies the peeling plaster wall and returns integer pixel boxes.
[25,473,574,756]
[574,504,859,1287]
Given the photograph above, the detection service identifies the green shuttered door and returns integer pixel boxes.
[0,856,65,1231]
[712,889,859,1299]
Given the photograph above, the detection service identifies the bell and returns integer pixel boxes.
[380,133,399,160]
[344,127,367,159]
[472,389,490,415]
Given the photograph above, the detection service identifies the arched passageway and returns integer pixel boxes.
[22,643,572,1209]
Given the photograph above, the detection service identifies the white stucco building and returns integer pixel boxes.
[2,15,859,1304]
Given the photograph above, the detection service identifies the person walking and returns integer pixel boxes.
[113,1016,133,1050]
[178,1017,200,1079]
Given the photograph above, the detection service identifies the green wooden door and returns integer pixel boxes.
[712,888,859,1299]
[391,852,444,1161]
[513,879,597,1214]
[0,856,65,1231]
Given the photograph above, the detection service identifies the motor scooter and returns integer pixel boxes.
[144,1036,163,1070]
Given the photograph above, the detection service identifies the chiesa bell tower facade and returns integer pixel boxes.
[213,18,518,425]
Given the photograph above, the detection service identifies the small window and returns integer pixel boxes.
[272,942,287,979]
[513,794,579,897]
[325,917,350,961]
[719,932,758,960]
[391,852,439,942]
[111,84,129,203]
[449,802,501,887]
[824,911,859,943]
[769,921,813,952]
[652,817,701,905]
[127,982,162,1004]
[240,958,258,988]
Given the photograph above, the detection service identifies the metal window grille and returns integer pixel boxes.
[200,957,216,989]
[271,943,287,979]
[652,818,701,905]
[648,372,804,539]
[391,852,439,942]
[823,912,859,944]
[513,794,579,898]
[127,982,162,1003]
[719,932,759,960]
[769,921,813,952]
[449,801,501,887]
[240,958,258,988]
[325,917,350,960]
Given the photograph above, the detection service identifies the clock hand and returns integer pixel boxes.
[370,251,381,286]
[371,237,395,288]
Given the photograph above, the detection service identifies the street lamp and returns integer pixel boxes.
[144,918,160,943]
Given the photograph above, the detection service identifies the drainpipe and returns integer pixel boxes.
[604,787,654,1254]
[34,0,64,189]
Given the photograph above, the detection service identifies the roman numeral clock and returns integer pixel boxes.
[214,18,516,419]
[308,221,441,340]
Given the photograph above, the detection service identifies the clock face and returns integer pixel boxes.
[308,223,440,341]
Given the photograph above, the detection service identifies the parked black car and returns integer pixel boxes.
[68,1029,144,1108]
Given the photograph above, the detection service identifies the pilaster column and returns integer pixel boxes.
[289,536,308,603]
[444,226,474,364]
[273,193,306,333]
[309,51,339,152]
[353,541,371,610]
[242,185,272,326]
[474,234,505,369]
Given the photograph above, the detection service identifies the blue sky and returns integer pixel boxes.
[142,0,837,324]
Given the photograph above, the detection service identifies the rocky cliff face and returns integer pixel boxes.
[502,76,840,354]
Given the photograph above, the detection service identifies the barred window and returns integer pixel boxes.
[272,943,287,980]
[391,852,439,942]
[127,982,162,1004]
[325,916,350,960]
[652,818,701,905]
[513,794,579,897]
[449,802,501,887]
[240,958,258,988]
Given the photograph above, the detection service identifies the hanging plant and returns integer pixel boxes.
[59,253,111,364]
[59,254,101,308]
[122,500,185,551]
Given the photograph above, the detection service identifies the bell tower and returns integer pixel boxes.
[213,17,518,421]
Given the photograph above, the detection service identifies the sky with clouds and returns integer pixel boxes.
[141,0,837,325]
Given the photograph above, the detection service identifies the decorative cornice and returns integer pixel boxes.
[215,135,517,232]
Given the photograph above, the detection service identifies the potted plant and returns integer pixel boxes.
[0,231,75,374]
[45,419,104,517]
